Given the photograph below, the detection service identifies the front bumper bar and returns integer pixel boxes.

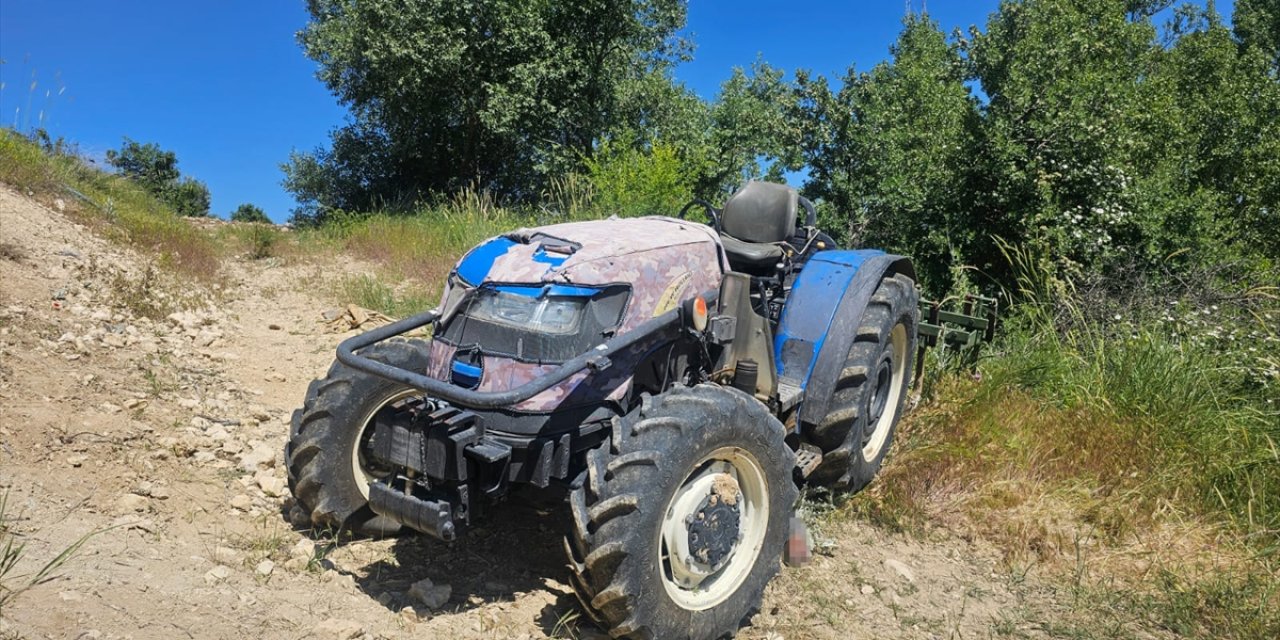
[335,294,710,410]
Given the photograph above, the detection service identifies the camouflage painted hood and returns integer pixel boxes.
[425,216,727,413]
[442,216,725,332]
[455,216,724,286]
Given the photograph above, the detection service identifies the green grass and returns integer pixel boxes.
[845,245,1279,638]
[293,184,618,316]
[336,274,437,319]
[0,129,220,280]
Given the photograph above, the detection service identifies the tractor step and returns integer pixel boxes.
[794,445,823,478]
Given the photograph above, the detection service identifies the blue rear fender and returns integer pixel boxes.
[774,250,916,429]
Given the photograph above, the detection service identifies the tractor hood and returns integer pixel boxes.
[456,216,724,286]
[446,216,725,333]
[424,216,726,413]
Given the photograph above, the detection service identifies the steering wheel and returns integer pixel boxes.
[678,199,720,232]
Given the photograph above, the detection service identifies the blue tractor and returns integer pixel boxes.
[287,181,929,638]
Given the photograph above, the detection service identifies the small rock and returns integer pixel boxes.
[268,323,282,330]
[239,444,277,471]
[230,494,253,511]
[290,538,316,560]
[860,584,876,595]
[133,481,155,497]
[264,372,286,383]
[255,559,275,577]
[213,546,241,565]
[311,618,364,640]
[398,606,419,624]
[408,578,451,610]
[123,398,147,410]
[256,473,286,498]
[114,493,149,513]
[884,558,916,583]
[203,565,232,585]
[67,454,88,467]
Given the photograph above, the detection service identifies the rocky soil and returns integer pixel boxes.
[0,187,1065,639]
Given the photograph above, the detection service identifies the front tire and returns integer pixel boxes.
[566,385,798,640]
[807,272,917,491]
[285,339,430,536]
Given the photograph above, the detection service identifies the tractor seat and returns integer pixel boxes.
[719,181,798,274]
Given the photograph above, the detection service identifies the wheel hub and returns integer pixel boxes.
[660,448,770,611]
[686,490,741,572]
[864,355,893,446]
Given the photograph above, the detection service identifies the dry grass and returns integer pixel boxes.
[0,129,221,281]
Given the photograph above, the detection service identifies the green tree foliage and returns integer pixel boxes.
[230,203,271,224]
[796,15,980,292]
[106,138,211,217]
[798,1,1279,296]
[285,0,689,223]
[584,140,693,217]
[106,138,180,192]
[1234,0,1280,72]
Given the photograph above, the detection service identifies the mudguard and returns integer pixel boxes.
[773,250,916,430]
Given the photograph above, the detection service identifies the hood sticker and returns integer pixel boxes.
[653,272,692,317]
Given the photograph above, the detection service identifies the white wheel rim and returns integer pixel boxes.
[659,446,769,611]
[863,323,907,460]
[351,388,419,500]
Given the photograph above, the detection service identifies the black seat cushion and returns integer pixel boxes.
[720,234,784,273]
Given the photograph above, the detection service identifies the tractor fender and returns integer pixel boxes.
[773,250,916,431]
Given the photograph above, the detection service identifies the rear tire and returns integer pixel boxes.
[285,339,430,537]
[565,385,798,640]
[807,273,917,491]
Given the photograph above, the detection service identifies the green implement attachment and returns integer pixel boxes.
[915,294,998,383]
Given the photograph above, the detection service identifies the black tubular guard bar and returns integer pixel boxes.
[335,291,715,410]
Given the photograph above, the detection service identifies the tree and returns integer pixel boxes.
[1234,0,1280,73]
[106,137,211,217]
[230,203,271,224]
[285,0,689,223]
[106,138,180,192]
[166,179,212,218]
[797,15,981,293]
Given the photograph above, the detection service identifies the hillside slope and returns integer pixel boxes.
[1,186,1074,639]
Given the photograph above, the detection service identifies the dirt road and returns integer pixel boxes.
[0,187,1058,639]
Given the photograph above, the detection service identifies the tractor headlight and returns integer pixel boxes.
[469,290,586,335]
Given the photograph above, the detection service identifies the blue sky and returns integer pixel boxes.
[0,1,1232,222]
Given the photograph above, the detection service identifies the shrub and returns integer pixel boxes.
[230,203,271,224]
[584,141,693,218]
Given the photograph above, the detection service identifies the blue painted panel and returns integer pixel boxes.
[774,249,885,388]
[456,237,517,286]
[490,284,601,298]
[450,360,483,388]
[532,245,569,267]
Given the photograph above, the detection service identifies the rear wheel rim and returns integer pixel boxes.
[659,446,769,611]
[350,388,420,500]
[861,323,907,461]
